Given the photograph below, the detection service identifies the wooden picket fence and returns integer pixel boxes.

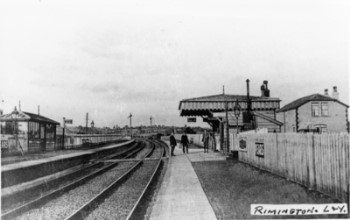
[238,132,350,202]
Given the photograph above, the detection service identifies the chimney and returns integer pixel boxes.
[324,89,329,96]
[260,80,270,97]
[38,105,40,115]
[246,79,250,99]
[264,80,270,97]
[260,84,265,97]
[332,86,339,100]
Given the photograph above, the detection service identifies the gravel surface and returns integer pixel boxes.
[14,161,136,220]
[86,160,158,220]
[142,159,168,220]
[2,163,102,213]
[134,143,152,159]
[192,160,345,220]
[148,144,164,159]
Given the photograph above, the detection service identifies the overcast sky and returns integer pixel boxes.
[0,0,349,128]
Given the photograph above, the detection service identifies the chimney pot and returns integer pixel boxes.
[332,86,339,100]
[263,80,268,89]
[324,89,328,96]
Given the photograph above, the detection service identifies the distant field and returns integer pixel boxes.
[192,160,348,220]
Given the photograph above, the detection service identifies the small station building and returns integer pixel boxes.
[0,108,60,154]
[178,80,283,152]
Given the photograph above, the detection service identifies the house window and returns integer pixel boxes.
[311,102,320,117]
[321,102,329,116]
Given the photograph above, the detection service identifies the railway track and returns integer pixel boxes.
[2,139,168,220]
[1,141,146,219]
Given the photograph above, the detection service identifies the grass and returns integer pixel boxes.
[192,160,348,220]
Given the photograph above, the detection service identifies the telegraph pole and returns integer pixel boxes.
[128,113,133,137]
[128,113,133,127]
[62,117,65,149]
[86,113,89,134]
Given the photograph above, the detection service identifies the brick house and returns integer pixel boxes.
[276,87,349,133]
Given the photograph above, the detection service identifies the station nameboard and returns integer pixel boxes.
[65,119,73,124]
[187,117,196,123]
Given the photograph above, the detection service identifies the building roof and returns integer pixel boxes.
[179,93,281,117]
[253,111,283,126]
[277,93,349,112]
[0,111,60,125]
[180,94,280,103]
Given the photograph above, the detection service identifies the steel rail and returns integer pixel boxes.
[1,142,144,220]
[125,140,166,220]
[2,142,141,203]
[64,140,155,220]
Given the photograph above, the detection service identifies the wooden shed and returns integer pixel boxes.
[0,108,60,154]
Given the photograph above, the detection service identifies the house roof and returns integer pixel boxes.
[0,111,60,125]
[277,94,349,112]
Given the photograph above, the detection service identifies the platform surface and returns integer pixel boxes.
[149,145,219,220]
[1,140,134,172]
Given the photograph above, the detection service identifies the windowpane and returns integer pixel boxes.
[312,103,320,117]
[321,102,329,116]
[0,122,15,135]
[28,122,40,140]
[46,124,56,141]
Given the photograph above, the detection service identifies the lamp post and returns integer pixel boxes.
[91,120,94,134]
[233,99,241,134]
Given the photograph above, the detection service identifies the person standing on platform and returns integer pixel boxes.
[181,132,189,154]
[202,131,209,153]
[169,133,177,156]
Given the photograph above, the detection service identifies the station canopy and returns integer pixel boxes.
[178,94,281,117]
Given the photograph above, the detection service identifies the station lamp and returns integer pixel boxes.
[91,120,94,134]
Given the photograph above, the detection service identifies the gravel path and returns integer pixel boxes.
[86,160,158,220]
[14,161,136,220]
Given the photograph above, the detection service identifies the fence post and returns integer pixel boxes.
[348,184,350,218]
[311,134,316,190]
[275,133,279,174]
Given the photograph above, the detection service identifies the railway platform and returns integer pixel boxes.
[149,145,220,220]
